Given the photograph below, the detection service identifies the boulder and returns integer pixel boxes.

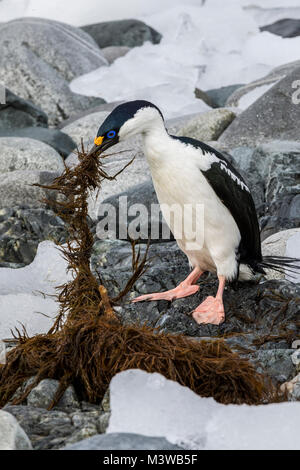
[0,88,48,130]
[0,170,63,209]
[81,19,162,48]
[27,379,80,410]
[0,137,64,173]
[0,207,66,265]
[0,410,32,450]
[63,432,182,450]
[231,141,300,239]
[178,108,236,141]
[95,179,174,243]
[0,18,107,125]
[220,66,300,148]
[260,18,300,38]
[0,127,76,158]
[203,84,244,108]
[225,61,300,109]
[61,111,111,147]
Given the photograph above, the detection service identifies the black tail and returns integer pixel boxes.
[259,256,300,278]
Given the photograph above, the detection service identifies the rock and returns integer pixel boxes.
[95,179,173,243]
[250,350,296,383]
[27,379,80,410]
[0,88,48,130]
[0,137,64,173]
[98,412,110,434]
[220,66,300,148]
[291,349,300,368]
[194,88,216,108]
[81,19,162,48]
[0,127,76,158]
[262,229,300,281]
[61,111,110,147]
[63,432,183,450]
[204,84,244,108]
[178,108,236,141]
[57,101,124,129]
[226,61,300,108]
[101,46,130,64]
[0,410,32,449]
[0,170,63,209]
[4,404,106,450]
[0,207,66,265]
[229,146,264,214]
[260,19,300,38]
[0,18,107,125]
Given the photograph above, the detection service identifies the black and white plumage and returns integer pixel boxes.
[89,100,300,324]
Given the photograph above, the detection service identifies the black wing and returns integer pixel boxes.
[171,136,262,268]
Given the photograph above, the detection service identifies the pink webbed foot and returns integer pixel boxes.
[132,283,200,303]
[192,296,225,325]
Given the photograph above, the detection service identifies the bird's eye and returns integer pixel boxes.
[107,130,116,139]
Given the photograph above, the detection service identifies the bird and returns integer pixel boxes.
[88,100,300,325]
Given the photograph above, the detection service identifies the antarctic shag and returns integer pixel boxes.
[88,100,299,325]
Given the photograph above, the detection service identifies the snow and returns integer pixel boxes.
[108,369,300,450]
[0,241,71,340]
[69,0,300,118]
[285,232,300,283]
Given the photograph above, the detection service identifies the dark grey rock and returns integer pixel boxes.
[4,404,106,450]
[204,84,244,108]
[0,88,48,130]
[94,179,174,243]
[250,349,295,383]
[0,18,107,125]
[82,19,162,48]
[63,432,183,450]
[220,66,300,148]
[260,18,300,38]
[0,206,66,265]
[0,127,76,158]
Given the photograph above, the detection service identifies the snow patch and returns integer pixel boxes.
[0,241,71,340]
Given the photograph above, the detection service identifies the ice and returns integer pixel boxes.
[108,369,300,450]
[0,241,71,340]
[70,1,300,118]
[285,232,300,283]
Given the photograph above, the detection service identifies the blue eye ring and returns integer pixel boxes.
[107,130,116,139]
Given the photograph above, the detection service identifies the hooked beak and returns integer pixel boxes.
[87,136,104,157]
[87,135,119,157]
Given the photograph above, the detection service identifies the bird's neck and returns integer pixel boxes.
[142,119,172,164]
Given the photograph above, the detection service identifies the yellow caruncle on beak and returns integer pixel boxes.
[94,136,104,146]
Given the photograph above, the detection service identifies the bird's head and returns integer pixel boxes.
[88,100,164,157]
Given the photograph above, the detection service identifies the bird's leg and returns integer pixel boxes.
[192,275,225,325]
[132,267,203,303]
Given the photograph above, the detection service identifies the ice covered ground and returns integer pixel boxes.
[108,369,300,450]
[0,241,70,340]
[69,0,300,118]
